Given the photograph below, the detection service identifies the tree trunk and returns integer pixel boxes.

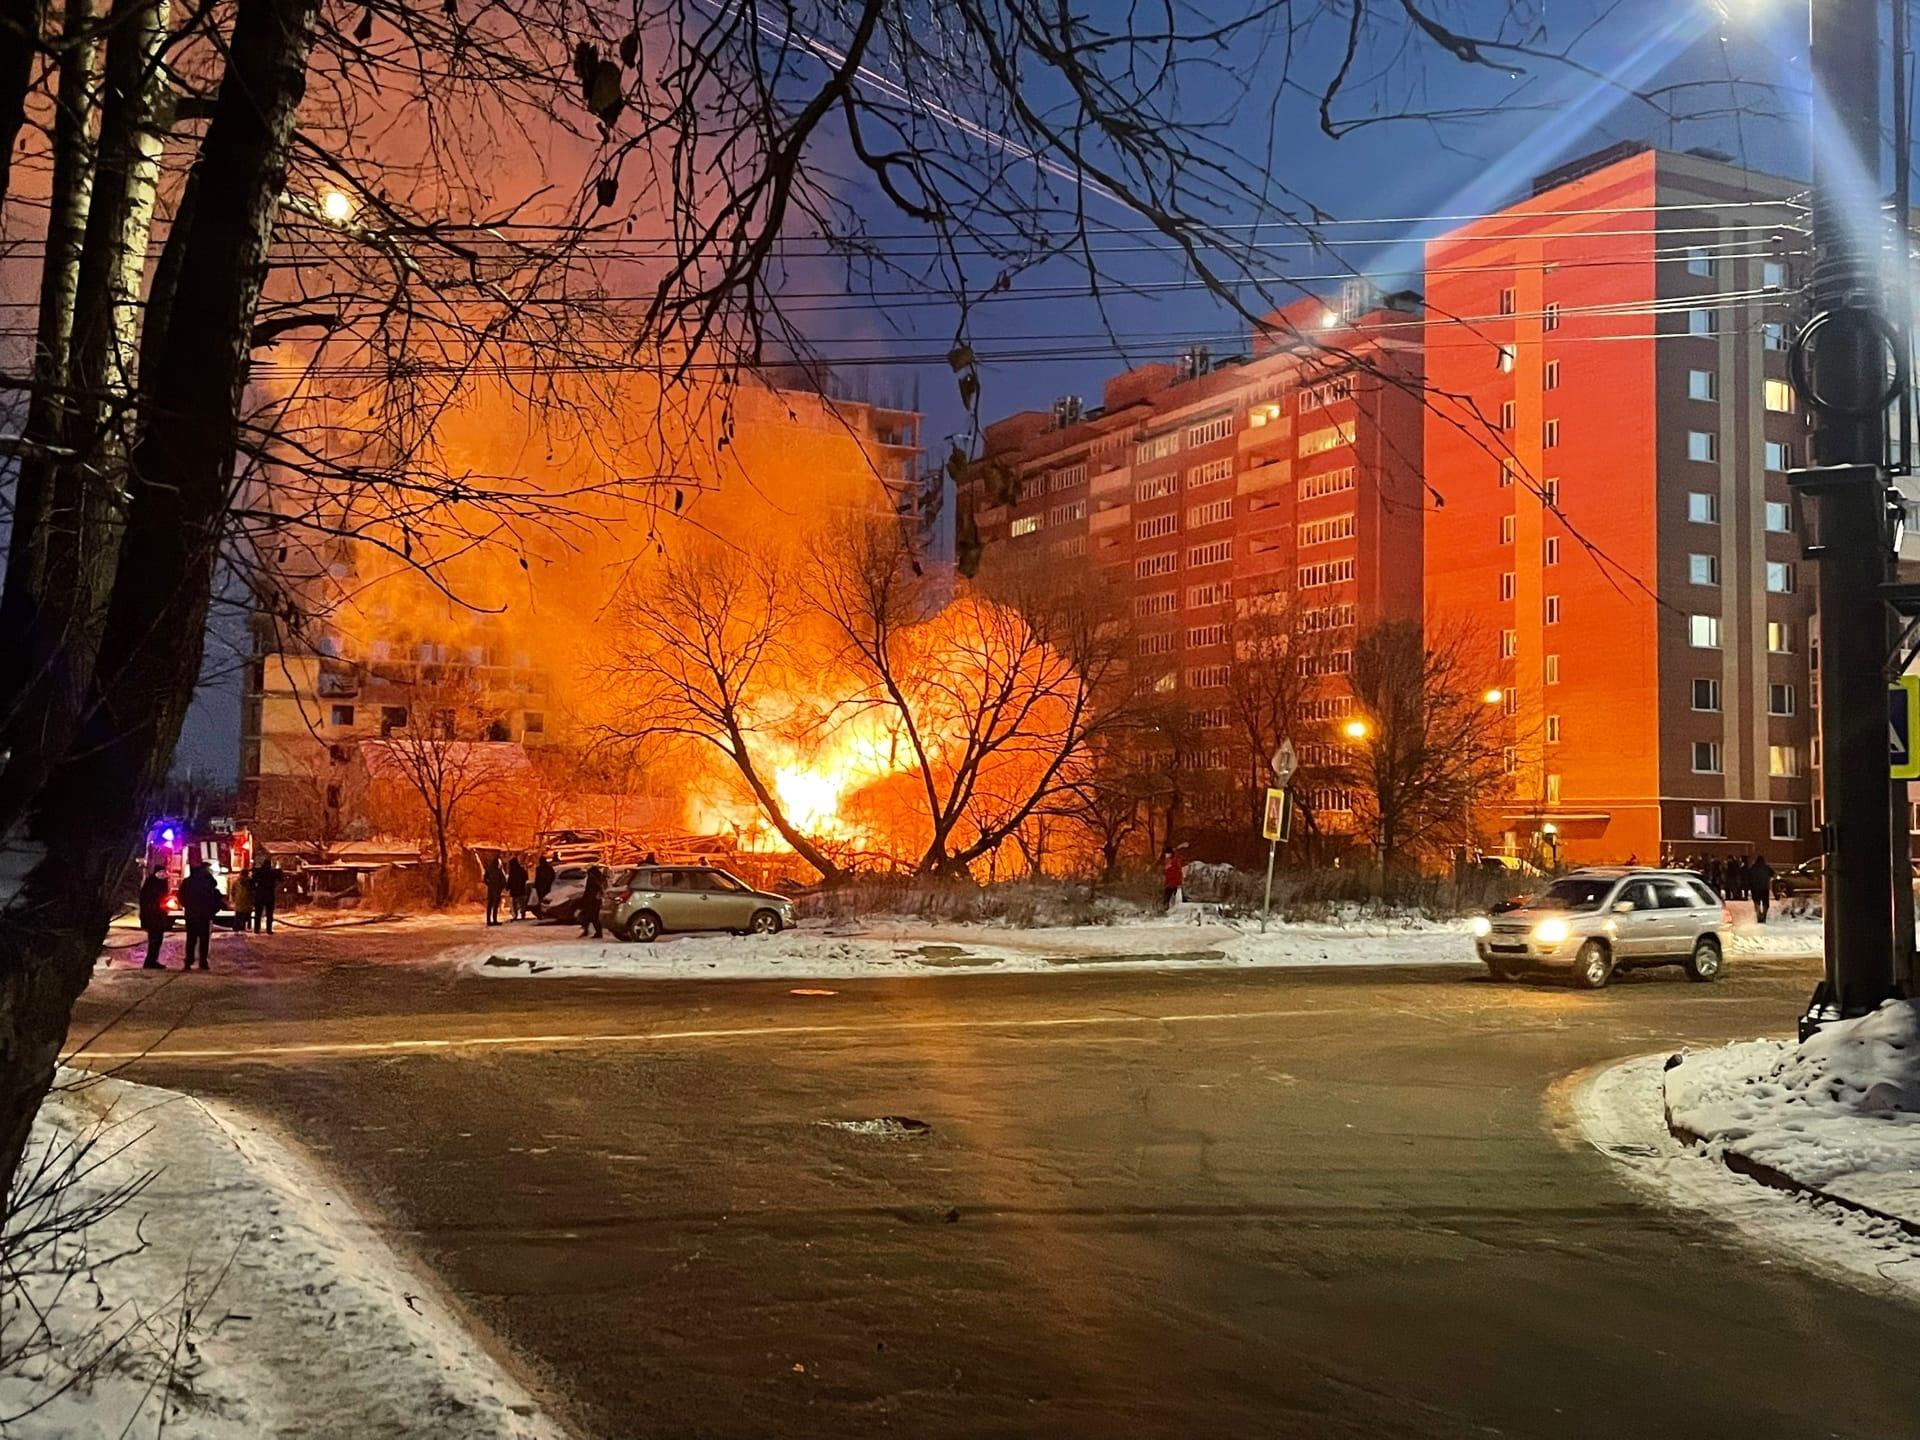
[0,0,46,211]
[0,0,317,1203]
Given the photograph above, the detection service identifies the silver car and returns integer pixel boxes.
[1472,867,1731,988]
[602,865,796,943]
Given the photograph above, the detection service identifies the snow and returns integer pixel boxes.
[1723,903,1824,958]
[1570,1054,1920,1304]
[0,1072,565,1439]
[1664,1001,1920,1221]
[461,910,1482,980]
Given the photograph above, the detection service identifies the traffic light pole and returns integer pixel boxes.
[1795,0,1899,1030]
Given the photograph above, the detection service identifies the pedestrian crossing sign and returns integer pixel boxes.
[1893,675,1920,780]
[1262,787,1293,843]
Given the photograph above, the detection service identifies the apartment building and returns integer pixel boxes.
[962,290,1426,822]
[1424,142,1811,865]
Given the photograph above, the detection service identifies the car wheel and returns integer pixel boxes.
[1571,939,1614,990]
[623,911,660,944]
[1685,937,1722,983]
[749,908,783,935]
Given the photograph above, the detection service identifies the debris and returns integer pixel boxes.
[818,1116,932,1139]
[944,1207,960,1224]
[790,987,836,996]
[481,955,523,968]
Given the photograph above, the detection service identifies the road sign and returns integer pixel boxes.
[1894,676,1920,779]
[1270,739,1297,788]
[1261,787,1293,842]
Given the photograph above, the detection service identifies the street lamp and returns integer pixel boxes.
[1343,718,1370,740]
[1483,688,1504,705]
[320,188,355,224]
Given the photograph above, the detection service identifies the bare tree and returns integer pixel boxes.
[1221,588,1341,845]
[1341,619,1513,880]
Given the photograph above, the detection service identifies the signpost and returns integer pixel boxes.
[1261,741,1298,932]
[1892,676,1920,780]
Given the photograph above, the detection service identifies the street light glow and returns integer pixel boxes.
[1483,688,1504,705]
[1343,719,1369,740]
[320,188,355,223]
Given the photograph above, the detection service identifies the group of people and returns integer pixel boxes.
[136,854,281,970]
[481,852,558,926]
[1672,852,1778,922]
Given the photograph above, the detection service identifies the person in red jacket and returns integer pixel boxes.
[1160,846,1187,912]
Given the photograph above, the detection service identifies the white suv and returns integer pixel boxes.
[1472,867,1731,989]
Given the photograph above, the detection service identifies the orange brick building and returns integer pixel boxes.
[1424,144,1812,865]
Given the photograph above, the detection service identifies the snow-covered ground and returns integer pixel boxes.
[1665,1001,1920,1224]
[0,1073,565,1439]
[463,908,1483,980]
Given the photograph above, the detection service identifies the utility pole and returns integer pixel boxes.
[1793,0,1900,1031]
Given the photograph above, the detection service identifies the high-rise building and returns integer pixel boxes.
[960,292,1426,826]
[1423,143,1810,865]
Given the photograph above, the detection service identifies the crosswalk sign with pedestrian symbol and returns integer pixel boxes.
[1261,787,1293,842]
[1893,675,1920,780]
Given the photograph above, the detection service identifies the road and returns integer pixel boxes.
[73,920,1920,1439]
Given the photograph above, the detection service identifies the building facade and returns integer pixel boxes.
[962,291,1427,828]
[1424,144,1811,865]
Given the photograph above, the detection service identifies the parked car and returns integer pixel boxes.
[1470,867,1731,989]
[533,864,593,923]
[603,864,797,942]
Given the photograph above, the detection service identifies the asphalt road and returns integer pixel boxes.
[73,920,1920,1440]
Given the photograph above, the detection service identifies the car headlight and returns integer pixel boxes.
[1470,916,1491,937]
[1533,917,1570,945]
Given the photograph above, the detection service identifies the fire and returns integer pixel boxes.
[694,705,913,855]
[774,766,842,833]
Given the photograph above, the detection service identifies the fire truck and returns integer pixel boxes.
[144,818,253,917]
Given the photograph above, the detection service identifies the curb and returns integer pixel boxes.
[1660,1052,1920,1241]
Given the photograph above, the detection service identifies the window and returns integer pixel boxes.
[1300,467,1356,500]
[1686,247,1715,278]
[1544,595,1562,624]
[1544,360,1561,391]
[428,708,455,740]
[1136,552,1178,579]
[1048,501,1086,526]
[1010,515,1041,538]
[1298,557,1357,588]
[1765,441,1792,472]
[1763,260,1788,291]
[1500,514,1516,545]
[1688,309,1717,336]
[1186,539,1232,568]
[1187,457,1233,488]
[1545,653,1561,684]
[1690,614,1722,648]
[1545,773,1562,804]
[1692,741,1723,774]
[1502,746,1518,774]
[1498,286,1516,315]
[1297,650,1353,678]
[1136,431,1179,464]
[522,711,545,735]
[1687,369,1718,401]
[1499,572,1517,601]
[1187,498,1233,527]
[1135,592,1177,618]
[1766,561,1795,594]
[1499,400,1516,431]
[1687,430,1718,463]
[1302,603,1355,632]
[329,703,355,727]
[1542,477,1560,505]
[1546,715,1562,744]
[1185,664,1231,689]
[380,705,408,734]
[1542,419,1560,448]
[1139,632,1177,657]
[1688,491,1720,524]
[1298,421,1355,456]
[1689,553,1720,586]
[1017,474,1046,503]
[1543,302,1561,332]
[1135,473,1177,502]
[1136,513,1176,541]
[1764,378,1794,413]
[1769,744,1800,778]
[1187,624,1228,648]
[1500,629,1517,658]
[1497,343,1516,373]
[1298,377,1353,412]
[1764,321,1787,351]
[1692,678,1721,712]
[1186,580,1232,607]
[1048,463,1086,492]
[1771,806,1801,841]
[1768,621,1794,654]
[1298,512,1357,547]
[1543,536,1561,566]
[1765,500,1793,533]
[1186,413,1234,446]
[1054,536,1086,559]
[1769,683,1796,717]
[1499,460,1517,489]
[1692,805,1726,839]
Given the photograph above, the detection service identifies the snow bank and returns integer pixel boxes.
[0,1073,564,1439]
[1666,1001,1920,1221]
[462,911,1480,981]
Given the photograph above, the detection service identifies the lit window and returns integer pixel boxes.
[1689,553,1719,586]
[1693,741,1723,774]
[1765,500,1792,533]
[1499,572,1517,602]
[1769,744,1800,778]
[1768,621,1794,654]
[1497,344,1516,373]
[1692,805,1725,839]
[1544,536,1560,566]
[1545,654,1560,684]
[1771,806,1800,841]
[1692,678,1721,712]
[1769,683,1795,717]
[1767,562,1794,594]
[1010,515,1041,538]
[1764,378,1794,413]
[1687,369,1717,402]
[1690,615,1722,648]
[1688,491,1720,524]
[1687,430,1717,463]
[1545,773,1562,803]
[1544,360,1560,391]
[1544,595,1562,624]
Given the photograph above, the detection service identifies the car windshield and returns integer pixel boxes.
[702,870,748,892]
[1529,877,1615,912]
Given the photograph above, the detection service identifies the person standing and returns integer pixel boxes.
[579,864,606,938]
[229,866,253,933]
[137,867,170,970]
[507,854,530,921]
[533,852,556,911]
[1160,846,1186,912]
[177,860,222,971]
[252,855,280,933]
[1749,852,1775,924]
[483,856,506,926]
